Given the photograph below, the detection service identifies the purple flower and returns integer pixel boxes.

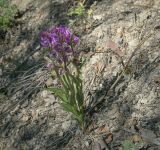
[59,25,71,43]
[40,25,79,67]
[50,33,58,46]
[40,31,50,47]
[73,36,79,45]
[64,46,72,53]
[51,26,57,33]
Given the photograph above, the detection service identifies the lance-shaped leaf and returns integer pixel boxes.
[61,102,83,123]
[47,87,68,103]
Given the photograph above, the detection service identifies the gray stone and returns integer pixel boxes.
[84,141,89,147]
[21,100,29,108]
[41,90,49,98]
[62,120,71,131]
[92,142,101,150]
[46,78,53,87]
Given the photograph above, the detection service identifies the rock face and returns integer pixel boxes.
[0,0,160,149]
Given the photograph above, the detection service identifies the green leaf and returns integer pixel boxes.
[50,71,84,129]
[0,0,17,29]
[61,102,74,113]
[69,73,83,107]
[67,2,85,17]
[60,76,69,93]
[63,72,77,105]
[61,73,71,89]
[122,140,139,150]
[47,87,68,103]
[61,102,83,124]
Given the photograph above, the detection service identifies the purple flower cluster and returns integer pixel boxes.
[40,25,79,64]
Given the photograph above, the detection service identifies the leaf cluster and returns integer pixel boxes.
[122,140,139,150]
[0,0,17,29]
[67,2,85,17]
[48,71,84,129]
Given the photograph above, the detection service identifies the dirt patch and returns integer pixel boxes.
[0,0,160,149]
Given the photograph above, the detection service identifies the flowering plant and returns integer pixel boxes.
[40,25,84,129]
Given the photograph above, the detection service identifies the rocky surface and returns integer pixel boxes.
[0,0,160,149]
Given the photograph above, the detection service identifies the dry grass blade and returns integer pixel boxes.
[0,64,49,120]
